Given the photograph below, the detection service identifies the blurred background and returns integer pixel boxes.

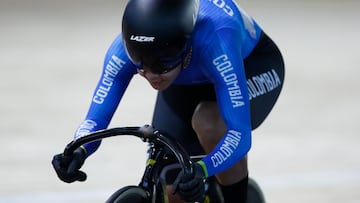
[0,0,359,202]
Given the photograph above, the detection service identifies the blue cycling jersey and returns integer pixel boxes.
[74,0,263,177]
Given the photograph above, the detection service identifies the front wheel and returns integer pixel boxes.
[247,178,266,203]
[106,186,150,203]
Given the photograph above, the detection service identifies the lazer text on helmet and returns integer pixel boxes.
[130,35,155,42]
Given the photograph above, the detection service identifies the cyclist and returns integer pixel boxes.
[52,0,285,202]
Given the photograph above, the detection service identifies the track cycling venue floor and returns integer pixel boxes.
[0,0,359,202]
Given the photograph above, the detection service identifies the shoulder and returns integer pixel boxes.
[193,0,252,43]
[196,0,262,34]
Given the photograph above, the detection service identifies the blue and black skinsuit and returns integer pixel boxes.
[74,0,284,178]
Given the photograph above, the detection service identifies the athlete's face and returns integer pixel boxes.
[138,64,181,90]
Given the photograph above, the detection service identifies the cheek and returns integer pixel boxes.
[164,68,181,80]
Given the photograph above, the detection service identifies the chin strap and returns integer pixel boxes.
[182,47,193,69]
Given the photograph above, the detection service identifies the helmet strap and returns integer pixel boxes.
[182,47,193,69]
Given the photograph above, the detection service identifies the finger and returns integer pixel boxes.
[67,154,82,174]
[51,154,63,169]
[76,171,87,182]
[179,179,198,191]
[53,166,68,180]
[180,187,200,197]
[52,155,69,178]
[172,180,182,195]
[172,171,184,194]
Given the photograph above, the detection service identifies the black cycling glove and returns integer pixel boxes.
[52,147,87,183]
[173,162,206,202]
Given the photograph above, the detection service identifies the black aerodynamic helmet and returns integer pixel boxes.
[122,0,199,74]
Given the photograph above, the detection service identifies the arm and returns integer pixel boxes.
[74,34,137,157]
[198,29,252,177]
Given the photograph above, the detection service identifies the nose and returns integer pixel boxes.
[145,71,162,80]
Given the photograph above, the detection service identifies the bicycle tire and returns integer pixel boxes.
[247,178,266,203]
[106,186,150,203]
